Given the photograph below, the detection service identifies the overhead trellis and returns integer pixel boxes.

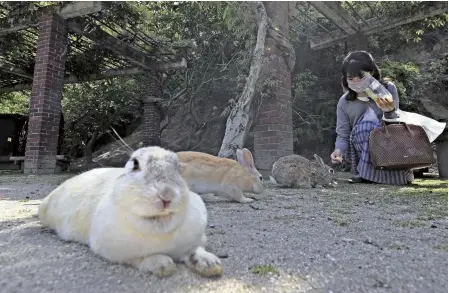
[0,1,446,93]
[0,1,191,93]
[289,1,447,50]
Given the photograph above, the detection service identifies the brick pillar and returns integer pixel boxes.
[142,74,161,146]
[24,10,68,174]
[253,1,293,177]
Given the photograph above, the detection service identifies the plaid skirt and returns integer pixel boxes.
[347,114,414,185]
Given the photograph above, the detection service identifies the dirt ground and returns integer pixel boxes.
[0,170,447,293]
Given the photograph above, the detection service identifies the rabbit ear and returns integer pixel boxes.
[237,148,255,171]
[314,154,326,168]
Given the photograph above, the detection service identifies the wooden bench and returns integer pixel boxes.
[9,155,71,172]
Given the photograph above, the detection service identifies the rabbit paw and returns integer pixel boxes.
[219,186,253,203]
[183,247,223,278]
[134,254,177,277]
[238,197,254,203]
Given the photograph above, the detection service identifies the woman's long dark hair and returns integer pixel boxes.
[341,51,382,101]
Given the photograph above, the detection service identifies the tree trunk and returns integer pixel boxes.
[217,2,268,158]
[84,132,98,168]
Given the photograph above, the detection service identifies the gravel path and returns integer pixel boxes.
[0,171,447,293]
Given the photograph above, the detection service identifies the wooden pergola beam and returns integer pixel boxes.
[0,83,32,93]
[0,67,145,93]
[66,19,187,72]
[0,58,188,93]
[308,1,360,34]
[0,1,103,35]
[66,19,158,71]
[58,2,103,19]
[0,64,33,79]
[310,3,448,50]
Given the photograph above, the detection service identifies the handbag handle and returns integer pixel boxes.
[381,121,413,138]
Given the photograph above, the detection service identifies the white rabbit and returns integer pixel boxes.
[38,146,223,278]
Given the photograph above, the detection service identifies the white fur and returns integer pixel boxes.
[38,147,223,278]
[89,187,207,263]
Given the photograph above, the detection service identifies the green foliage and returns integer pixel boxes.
[400,14,447,43]
[415,53,448,108]
[61,78,143,157]
[222,2,256,50]
[251,264,280,276]
[379,60,421,109]
[290,40,344,153]
[0,92,30,115]
[292,69,340,152]
[419,53,448,93]
[343,1,447,43]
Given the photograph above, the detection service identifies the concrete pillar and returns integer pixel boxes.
[253,1,293,176]
[24,9,68,174]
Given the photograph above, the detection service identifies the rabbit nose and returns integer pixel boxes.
[158,185,178,201]
[161,199,171,209]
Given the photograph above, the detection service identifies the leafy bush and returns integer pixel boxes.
[61,78,143,159]
[378,60,421,110]
[418,53,448,106]
[0,92,29,115]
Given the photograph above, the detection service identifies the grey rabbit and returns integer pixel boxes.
[269,154,338,188]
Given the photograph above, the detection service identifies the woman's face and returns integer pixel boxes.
[346,75,362,84]
[346,73,370,93]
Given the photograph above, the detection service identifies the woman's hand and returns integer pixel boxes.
[330,149,343,164]
[376,97,395,112]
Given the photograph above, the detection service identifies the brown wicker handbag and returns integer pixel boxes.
[368,122,435,170]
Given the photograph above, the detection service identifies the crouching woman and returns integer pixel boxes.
[330,51,413,185]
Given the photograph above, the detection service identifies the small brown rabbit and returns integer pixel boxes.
[177,148,263,203]
[270,154,338,188]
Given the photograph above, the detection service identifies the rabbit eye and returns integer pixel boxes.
[132,158,140,171]
[259,175,263,181]
[329,169,335,174]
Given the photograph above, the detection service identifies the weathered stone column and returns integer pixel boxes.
[24,9,68,174]
[253,1,293,176]
[142,73,162,146]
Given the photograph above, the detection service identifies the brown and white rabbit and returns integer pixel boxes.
[177,148,263,203]
[269,154,338,188]
[38,146,223,278]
